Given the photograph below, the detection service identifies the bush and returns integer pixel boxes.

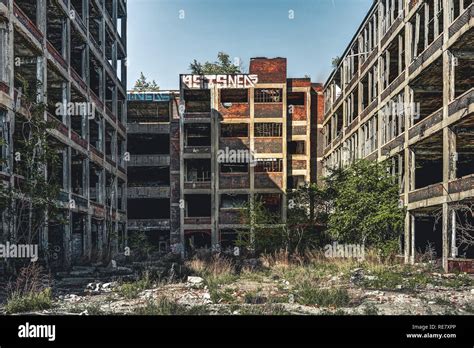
[5,288,53,314]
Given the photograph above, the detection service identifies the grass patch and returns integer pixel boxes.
[237,304,291,315]
[5,288,53,314]
[116,274,152,299]
[362,302,379,315]
[433,297,452,306]
[69,303,105,315]
[132,298,209,315]
[186,255,238,290]
[296,283,350,307]
[209,287,237,304]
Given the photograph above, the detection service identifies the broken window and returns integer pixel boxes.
[71,27,86,78]
[15,0,37,23]
[413,131,443,189]
[388,154,405,193]
[255,89,282,103]
[71,0,84,20]
[128,134,169,155]
[128,166,170,187]
[346,90,359,125]
[361,116,378,157]
[454,118,474,178]
[287,92,305,106]
[89,1,102,49]
[221,89,248,103]
[411,0,444,60]
[288,175,306,189]
[256,193,282,216]
[89,115,103,151]
[185,195,211,217]
[127,101,169,123]
[381,31,405,89]
[221,123,248,138]
[220,162,249,173]
[185,124,211,146]
[381,92,405,143]
[254,123,282,137]
[0,22,7,83]
[128,198,170,219]
[220,194,248,209]
[0,109,6,171]
[47,0,66,57]
[71,149,85,196]
[105,122,116,161]
[89,163,103,203]
[288,141,306,155]
[184,89,211,113]
[255,159,283,173]
[89,52,102,98]
[410,56,443,125]
[186,159,211,182]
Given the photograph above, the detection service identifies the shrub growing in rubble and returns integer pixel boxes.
[5,263,53,314]
[325,160,405,252]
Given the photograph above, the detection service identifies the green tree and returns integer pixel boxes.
[325,159,405,248]
[0,78,62,270]
[132,72,160,92]
[189,52,242,74]
[331,56,341,68]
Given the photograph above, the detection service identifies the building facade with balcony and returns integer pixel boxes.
[127,58,323,257]
[0,0,127,269]
[322,0,474,272]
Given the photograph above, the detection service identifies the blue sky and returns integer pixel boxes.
[127,0,373,90]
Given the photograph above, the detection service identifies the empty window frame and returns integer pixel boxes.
[255,158,283,173]
[287,92,305,106]
[220,163,249,173]
[221,123,248,138]
[185,124,211,146]
[254,123,282,137]
[288,141,305,155]
[220,194,248,209]
[255,89,282,103]
[221,89,248,103]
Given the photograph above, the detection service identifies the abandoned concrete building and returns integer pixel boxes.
[322,0,474,272]
[127,58,323,256]
[0,0,127,269]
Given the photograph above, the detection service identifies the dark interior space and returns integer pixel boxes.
[185,231,211,250]
[186,159,211,182]
[185,124,211,146]
[454,116,474,178]
[221,123,248,138]
[127,101,169,122]
[410,57,443,125]
[186,194,211,217]
[221,88,248,103]
[287,92,305,106]
[128,198,170,219]
[413,132,443,189]
[128,166,170,186]
[184,89,211,113]
[128,134,169,155]
[414,211,442,260]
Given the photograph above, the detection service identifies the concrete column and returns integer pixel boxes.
[211,85,219,248]
[442,203,449,272]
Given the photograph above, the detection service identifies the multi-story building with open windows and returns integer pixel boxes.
[127,57,323,256]
[0,0,127,269]
[322,0,473,272]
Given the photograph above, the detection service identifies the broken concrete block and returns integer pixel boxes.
[187,276,204,284]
